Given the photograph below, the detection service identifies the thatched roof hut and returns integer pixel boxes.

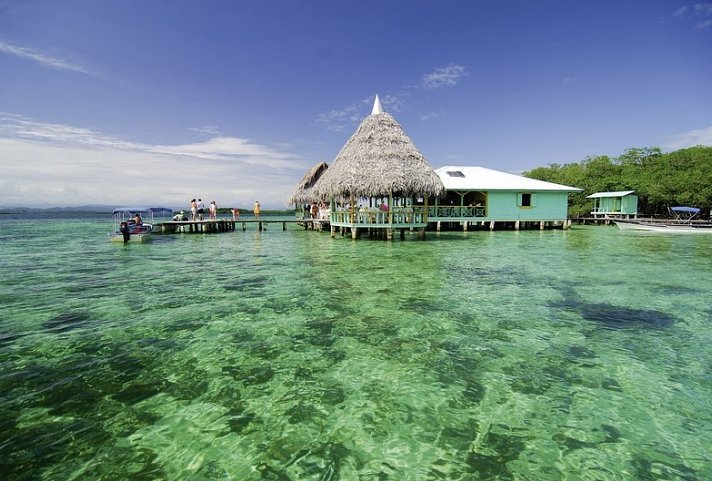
[288,161,328,206]
[312,96,445,200]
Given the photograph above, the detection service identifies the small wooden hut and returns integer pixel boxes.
[288,161,329,219]
[587,190,638,219]
[311,95,445,240]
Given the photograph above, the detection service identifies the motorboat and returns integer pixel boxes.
[614,219,712,232]
[614,206,712,233]
[109,207,173,243]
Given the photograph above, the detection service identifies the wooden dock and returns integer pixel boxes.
[570,217,619,226]
[155,218,329,234]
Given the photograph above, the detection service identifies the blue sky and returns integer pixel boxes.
[1,0,711,209]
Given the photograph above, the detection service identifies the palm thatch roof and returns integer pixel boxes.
[312,100,445,199]
[288,161,329,205]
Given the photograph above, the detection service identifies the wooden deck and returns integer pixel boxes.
[154,218,329,234]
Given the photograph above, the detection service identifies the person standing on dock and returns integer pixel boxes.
[231,207,240,220]
[253,200,261,220]
[209,201,217,220]
[197,199,205,220]
[190,199,197,221]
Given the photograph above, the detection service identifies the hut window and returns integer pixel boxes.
[446,170,465,178]
[519,193,533,207]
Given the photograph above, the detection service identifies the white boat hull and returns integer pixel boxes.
[615,219,712,233]
[109,223,155,243]
[109,231,153,243]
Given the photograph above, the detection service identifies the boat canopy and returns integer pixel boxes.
[670,206,700,214]
[669,206,702,221]
[112,207,173,215]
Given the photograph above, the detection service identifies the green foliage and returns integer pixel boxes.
[523,146,712,217]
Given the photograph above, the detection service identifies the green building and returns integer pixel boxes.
[586,191,638,219]
[430,166,582,230]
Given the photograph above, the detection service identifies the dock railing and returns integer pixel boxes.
[330,206,428,225]
[431,205,487,219]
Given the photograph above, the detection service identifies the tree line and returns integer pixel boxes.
[523,146,712,218]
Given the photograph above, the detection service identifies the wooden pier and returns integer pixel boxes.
[155,218,329,234]
[570,217,619,226]
[156,219,236,234]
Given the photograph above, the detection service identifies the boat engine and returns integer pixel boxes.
[119,221,130,243]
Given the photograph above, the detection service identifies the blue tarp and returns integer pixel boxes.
[671,206,700,214]
[112,207,173,215]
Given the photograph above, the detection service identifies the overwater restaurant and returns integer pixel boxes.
[293,96,582,239]
[309,95,446,240]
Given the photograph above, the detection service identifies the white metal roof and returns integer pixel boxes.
[435,166,582,192]
[586,190,636,198]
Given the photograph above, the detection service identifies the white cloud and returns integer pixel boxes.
[380,94,406,113]
[317,64,468,131]
[316,96,372,132]
[673,3,712,30]
[0,112,136,148]
[0,40,94,75]
[419,112,440,121]
[0,113,307,208]
[150,137,296,166]
[189,126,221,136]
[674,6,690,17]
[696,17,712,29]
[664,125,712,149]
[421,64,468,90]
[694,2,712,15]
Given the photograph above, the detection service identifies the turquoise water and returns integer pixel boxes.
[1,214,711,480]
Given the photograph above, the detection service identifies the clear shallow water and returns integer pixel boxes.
[1,214,711,480]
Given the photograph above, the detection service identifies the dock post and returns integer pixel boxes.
[515,221,520,230]
[540,221,545,230]
[331,226,336,238]
[490,221,495,230]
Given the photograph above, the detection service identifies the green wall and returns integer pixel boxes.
[486,191,570,220]
[591,195,638,215]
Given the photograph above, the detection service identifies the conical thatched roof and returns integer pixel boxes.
[288,161,329,205]
[312,98,445,199]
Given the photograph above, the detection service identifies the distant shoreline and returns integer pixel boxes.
[0,206,295,215]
